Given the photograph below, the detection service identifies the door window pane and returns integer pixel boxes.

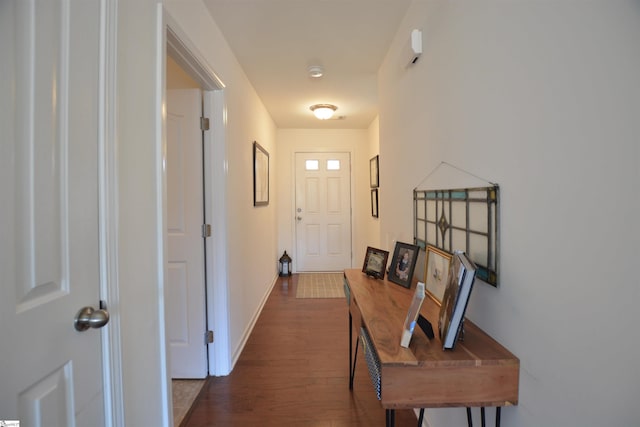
[327,160,340,170]
[305,160,319,170]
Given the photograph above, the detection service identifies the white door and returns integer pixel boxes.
[0,0,107,425]
[295,152,352,271]
[166,89,208,378]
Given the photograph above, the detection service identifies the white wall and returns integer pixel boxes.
[164,1,278,367]
[379,1,640,426]
[116,1,169,425]
[276,129,372,269]
[366,117,382,249]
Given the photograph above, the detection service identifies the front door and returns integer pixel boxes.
[295,152,352,271]
[0,0,107,425]
[166,89,208,378]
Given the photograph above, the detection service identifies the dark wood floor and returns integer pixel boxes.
[182,274,419,427]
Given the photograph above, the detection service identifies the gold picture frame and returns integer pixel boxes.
[424,245,453,304]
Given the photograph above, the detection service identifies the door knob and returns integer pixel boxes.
[74,306,110,331]
[297,216,302,221]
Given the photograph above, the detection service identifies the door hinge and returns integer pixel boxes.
[206,330,214,344]
[201,224,211,238]
[200,117,210,131]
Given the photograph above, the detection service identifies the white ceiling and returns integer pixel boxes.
[202,0,412,129]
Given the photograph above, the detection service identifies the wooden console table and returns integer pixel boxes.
[343,269,519,427]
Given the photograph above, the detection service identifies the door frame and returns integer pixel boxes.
[100,1,122,424]
[165,13,231,376]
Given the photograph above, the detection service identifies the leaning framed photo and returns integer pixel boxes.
[253,141,269,206]
[388,242,420,288]
[362,246,389,279]
[369,155,379,188]
[423,245,453,303]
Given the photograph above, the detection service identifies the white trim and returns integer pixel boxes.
[164,8,231,377]
[98,0,124,425]
[204,90,231,375]
[155,5,173,427]
[231,274,279,367]
[165,15,225,91]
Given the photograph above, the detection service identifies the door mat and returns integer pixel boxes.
[295,273,344,299]
[172,379,206,426]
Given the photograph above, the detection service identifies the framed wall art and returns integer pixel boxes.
[370,155,379,188]
[371,189,379,218]
[387,242,420,288]
[362,246,389,279]
[413,185,499,285]
[253,141,269,206]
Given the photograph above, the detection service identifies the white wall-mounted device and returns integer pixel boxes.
[405,29,422,67]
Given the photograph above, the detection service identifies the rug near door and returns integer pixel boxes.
[172,379,206,426]
[295,273,344,298]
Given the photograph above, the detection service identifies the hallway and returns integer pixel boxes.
[181,274,419,426]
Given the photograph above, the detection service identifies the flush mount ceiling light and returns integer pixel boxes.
[308,65,324,78]
[310,104,337,120]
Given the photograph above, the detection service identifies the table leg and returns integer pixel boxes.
[349,336,359,389]
[349,312,357,389]
[386,409,395,427]
[466,407,502,427]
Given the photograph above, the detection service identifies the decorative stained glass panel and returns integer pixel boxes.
[413,186,499,286]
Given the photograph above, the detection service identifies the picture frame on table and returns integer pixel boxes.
[370,155,379,188]
[253,141,269,206]
[362,246,389,280]
[423,245,453,303]
[387,242,420,288]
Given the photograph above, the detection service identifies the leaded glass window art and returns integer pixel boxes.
[413,186,499,286]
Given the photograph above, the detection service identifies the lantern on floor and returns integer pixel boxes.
[279,251,292,276]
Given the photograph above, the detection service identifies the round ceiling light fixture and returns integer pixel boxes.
[308,65,324,78]
[310,104,337,120]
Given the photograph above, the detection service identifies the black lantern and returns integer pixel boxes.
[279,251,292,276]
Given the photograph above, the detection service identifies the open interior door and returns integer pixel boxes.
[0,0,107,424]
[166,88,208,378]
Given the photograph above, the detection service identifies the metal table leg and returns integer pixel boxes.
[386,409,395,427]
[348,312,359,390]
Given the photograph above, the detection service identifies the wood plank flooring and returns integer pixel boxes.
[182,274,419,427]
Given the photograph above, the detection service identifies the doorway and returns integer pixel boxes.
[294,152,353,271]
[165,20,232,380]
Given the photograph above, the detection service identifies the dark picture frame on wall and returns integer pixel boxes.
[370,155,379,188]
[371,189,379,218]
[387,241,420,288]
[253,141,269,206]
[362,246,389,279]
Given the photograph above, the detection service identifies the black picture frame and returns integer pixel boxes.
[253,141,269,206]
[362,246,389,280]
[369,155,379,188]
[388,241,420,288]
[371,189,378,218]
